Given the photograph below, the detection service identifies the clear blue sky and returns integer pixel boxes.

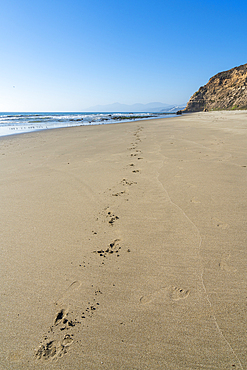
[0,0,247,111]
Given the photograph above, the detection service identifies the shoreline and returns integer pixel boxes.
[1,111,247,369]
[0,112,177,138]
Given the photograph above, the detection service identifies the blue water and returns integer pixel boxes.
[0,112,175,137]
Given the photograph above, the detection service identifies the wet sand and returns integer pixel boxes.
[1,111,247,369]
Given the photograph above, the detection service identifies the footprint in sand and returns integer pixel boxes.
[106,210,119,226]
[36,282,82,362]
[212,217,229,230]
[94,239,121,258]
[190,197,201,204]
[140,286,190,304]
[121,178,137,186]
[54,307,69,326]
[219,253,237,272]
[62,334,74,346]
[112,191,126,197]
[55,280,82,307]
[36,340,63,361]
[169,286,190,301]
[35,334,74,362]
[140,287,169,304]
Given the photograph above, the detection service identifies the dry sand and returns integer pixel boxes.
[1,111,247,369]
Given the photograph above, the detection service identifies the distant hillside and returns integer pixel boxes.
[184,63,247,112]
[160,105,186,113]
[82,102,174,112]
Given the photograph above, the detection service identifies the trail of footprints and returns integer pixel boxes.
[128,126,144,173]
[35,125,189,362]
[126,127,190,303]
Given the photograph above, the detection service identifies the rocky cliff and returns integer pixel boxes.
[184,63,247,112]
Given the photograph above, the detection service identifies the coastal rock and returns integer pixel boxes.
[184,63,247,112]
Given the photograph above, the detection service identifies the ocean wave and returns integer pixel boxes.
[0,112,171,137]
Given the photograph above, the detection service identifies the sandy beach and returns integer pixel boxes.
[1,111,247,369]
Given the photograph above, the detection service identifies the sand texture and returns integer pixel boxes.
[1,111,247,369]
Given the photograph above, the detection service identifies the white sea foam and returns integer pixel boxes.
[0,112,173,137]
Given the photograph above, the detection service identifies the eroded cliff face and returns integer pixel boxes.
[184,63,247,112]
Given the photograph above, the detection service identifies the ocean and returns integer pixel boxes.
[0,112,175,137]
